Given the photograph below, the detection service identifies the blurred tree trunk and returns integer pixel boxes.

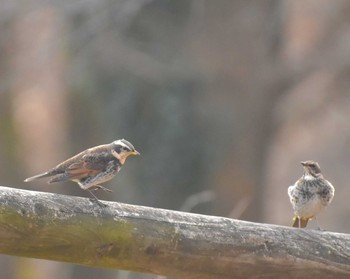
[10,4,69,279]
[264,0,350,230]
[188,1,287,221]
[11,6,68,180]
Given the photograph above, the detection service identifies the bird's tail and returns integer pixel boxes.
[24,172,54,182]
[292,216,309,228]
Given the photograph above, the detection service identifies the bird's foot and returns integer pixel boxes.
[92,185,113,192]
[89,197,108,207]
[87,189,108,207]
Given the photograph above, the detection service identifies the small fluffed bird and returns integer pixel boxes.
[24,139,140,205]
[288,161,334,228]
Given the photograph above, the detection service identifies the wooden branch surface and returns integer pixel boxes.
[0,186,349,279]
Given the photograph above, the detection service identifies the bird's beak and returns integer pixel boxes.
[131,150,140,156]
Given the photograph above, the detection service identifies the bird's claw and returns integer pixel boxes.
[89,197,108,207]
[87,189,108,207]
[93,185,113,192]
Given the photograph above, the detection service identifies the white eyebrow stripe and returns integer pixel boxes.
[113,140,131,150]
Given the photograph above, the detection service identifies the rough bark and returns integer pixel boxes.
[0,186,348,279]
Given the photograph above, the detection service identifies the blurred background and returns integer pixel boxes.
[1,0,350,278]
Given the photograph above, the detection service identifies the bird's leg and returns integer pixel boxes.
[298,216,301,228]
[92,185,113,192]
[87,189,107,207]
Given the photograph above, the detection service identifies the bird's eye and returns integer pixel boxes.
[114,146,122,153]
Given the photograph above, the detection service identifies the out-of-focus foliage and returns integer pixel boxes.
[1,1,350,278]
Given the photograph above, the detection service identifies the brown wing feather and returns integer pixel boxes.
[64,161,101,178]
[25,143,116,183]
[65,149,115,178]
[52,143,113,171]
[48,150,116,184]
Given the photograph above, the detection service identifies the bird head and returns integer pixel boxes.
[301,160,322,178]
[112,139,140,164]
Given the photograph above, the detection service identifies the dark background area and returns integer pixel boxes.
[1,1,350,278]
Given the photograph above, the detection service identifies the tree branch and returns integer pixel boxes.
[0,186,349,279]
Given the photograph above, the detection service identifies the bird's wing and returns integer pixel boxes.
[64,152,114,178]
